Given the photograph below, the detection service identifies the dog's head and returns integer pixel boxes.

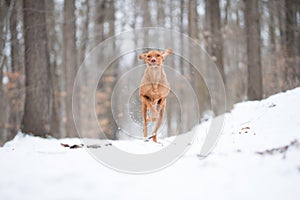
[139,48,172,67]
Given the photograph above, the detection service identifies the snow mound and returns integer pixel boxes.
[1,88,300,200]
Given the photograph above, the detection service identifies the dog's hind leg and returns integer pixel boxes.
[152,98,166,142]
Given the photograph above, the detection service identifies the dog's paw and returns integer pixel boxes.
[146,133,157,143]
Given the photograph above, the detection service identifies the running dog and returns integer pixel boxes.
[139,48,172,142]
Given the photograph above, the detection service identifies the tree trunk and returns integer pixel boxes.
[284,0,299,89]
[22,0,53,136]
[78,0,90,65]
[76,0,89,138]
[46,0,61,138]
[277,0,285,49]
[205,0,224,82]
[284,0,296,57]
[98,0,117,139]
[180,0,185,75]
[188,0,198,40]
[64,0,78,137]
[0,0,10,145]
[142,0,151,45]
[95,0,105,46]
[244,0,263,100]
[204,0,225,114]
[224,0,230,26]
[295,1,300,80]
[267,0,276,52]
[296,1,300,58]
[94,0,106,139]
[157,0,165,26]
[265,0,279,96]
[7,0,24,139]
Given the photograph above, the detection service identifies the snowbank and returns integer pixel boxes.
[0,88,300,200]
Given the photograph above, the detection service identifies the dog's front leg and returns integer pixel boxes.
[152,98,167,142]
[142,101,148,138]
[141,96,158,122]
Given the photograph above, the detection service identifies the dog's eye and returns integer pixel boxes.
[157,54,160,57]
[147,55,151,58]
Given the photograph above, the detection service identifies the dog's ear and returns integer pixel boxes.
[139,53,147,60]
[161,48,173,58]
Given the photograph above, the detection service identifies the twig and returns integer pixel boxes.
[256,139,299,159]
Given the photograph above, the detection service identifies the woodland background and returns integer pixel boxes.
[0,0,299,145]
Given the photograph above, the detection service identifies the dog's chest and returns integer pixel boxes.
[147,67,162,84]
[140,67,170,98]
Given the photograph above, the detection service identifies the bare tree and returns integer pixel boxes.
[141,0,151,45]
[76,0,90,137]
[157,0,165,26]
[63,0,78,137]
[97,0,117,139]
[0,0,15,144]
[263,0,280,97]
[204,0,226,114]
[94,0,105,45]
[7,0,24,138]
[284,0,300,89]
[205,0,224,82]
[22,0,54,136]
[267,0,276,53]
[46,0,62,137]
[78,0,90,65]
[244,0,263,100]
[188,0,198,41]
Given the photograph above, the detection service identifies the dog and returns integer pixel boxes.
[139,48,172,142]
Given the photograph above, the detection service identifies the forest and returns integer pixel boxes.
[0,0,299,145]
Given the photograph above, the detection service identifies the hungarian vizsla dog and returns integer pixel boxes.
[139,48,172,142]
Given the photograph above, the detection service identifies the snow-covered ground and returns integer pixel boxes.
[1,88,300,200]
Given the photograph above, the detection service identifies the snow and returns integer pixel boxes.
[2,76,9,85]
[1,88,300,200]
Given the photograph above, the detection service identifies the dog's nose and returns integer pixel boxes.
[151,58,156,63]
